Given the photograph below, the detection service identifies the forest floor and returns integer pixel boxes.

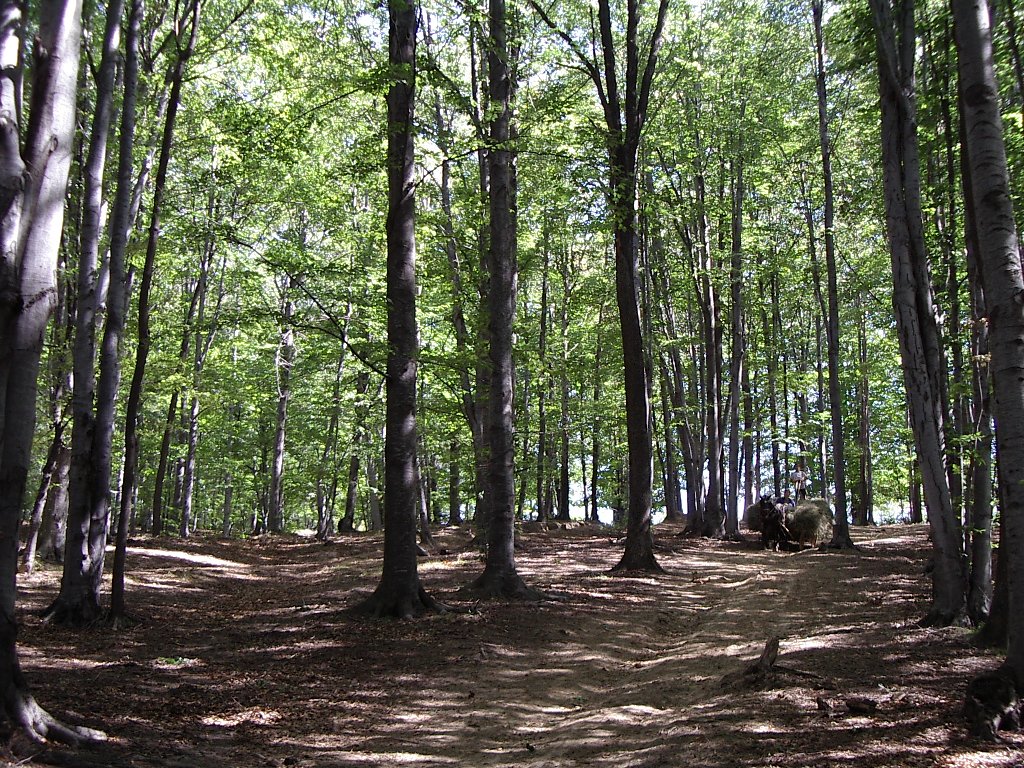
[7,522,1023,768]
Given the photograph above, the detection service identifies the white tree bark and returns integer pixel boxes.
[953,0,1024,681]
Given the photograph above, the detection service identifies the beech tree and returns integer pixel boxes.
[869,0,966,625]
[0,0,104,741]
[353,0,440,617]
[530,0,670,569]
[953,0,1024,686]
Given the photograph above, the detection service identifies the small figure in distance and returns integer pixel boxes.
[777,488,796,514]
[791,463,808,500]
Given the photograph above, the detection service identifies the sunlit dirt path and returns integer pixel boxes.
[9,524,1021,767]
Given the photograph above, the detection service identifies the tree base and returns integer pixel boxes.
[918,605,971,629]
[349,584,448,620]
[0,618,106,746]
[460,569,548,601]
[964,666,1020,741]
[39,597,103,628]
[824,531,858,550]
[611,550,665,574]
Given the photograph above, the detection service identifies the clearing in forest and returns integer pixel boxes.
[10,524,1022,767]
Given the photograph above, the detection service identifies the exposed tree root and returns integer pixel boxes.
[963,666,1020,741]
[2,689,106,748]
[611,548,665,574]
[825,531,857,550]
[104,610,141,631]
[460,570,550,601]
[349,585,451,620]
[918,606,971,629]
[39,598,103,628]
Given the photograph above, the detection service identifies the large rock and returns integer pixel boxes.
[788,498,834,546]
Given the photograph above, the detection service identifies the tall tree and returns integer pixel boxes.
[0,0,103,741]
[870,0,966,624]
[953,0,1024,686]
[813,0,853,548]
[531,0,670,570]
[465,0,540,599]
[62,0,127,624]
[353,0,439,617]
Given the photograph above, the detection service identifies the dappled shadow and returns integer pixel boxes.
[11,524,1021,767]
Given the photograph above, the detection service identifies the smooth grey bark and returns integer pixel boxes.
[464,0,540,599]
[353,0,438,617]
[268,275,295,534]
[953,0,1024,680]
[58,0,126,623]
[0,0,104,742]
[531,0,669,570]
[20,424,64,573]
[100,0,141,623]
[871,0,966,624]
[959,98,993,625]
[51,0,125,626]
[725,154,744,539]
[813,0,853,548]
[954,84,995,624]
[38,442,71,564]
[119,0,200,552]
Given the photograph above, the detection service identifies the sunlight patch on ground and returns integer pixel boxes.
[201,707,282,727]
[329,751,459,764]
[936,748,1024,767]
[121,546,252,570]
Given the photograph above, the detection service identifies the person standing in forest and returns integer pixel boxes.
[792,464,808,500]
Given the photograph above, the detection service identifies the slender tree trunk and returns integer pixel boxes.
[316,345,346,539]
[104,0,142,623]
[118,0,200,557]
[465,0,538,598]
[56,0,125,625]
[353,0,438,617]
[449,441,462,525]
[814,0,853,548]
[557,261,571,521]
[591,310,604,523]
[725,154,744,539]
[340,371,372,532]
[954,0,1024,676]
[872,0,965,624]
[268,276,295,534]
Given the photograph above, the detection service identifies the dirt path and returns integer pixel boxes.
[9,524,1022,767]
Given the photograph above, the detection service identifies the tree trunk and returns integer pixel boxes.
[57,0,125,625]
[449,441,462,525]
[101,0,141,623]
[353,0,438,617]
[465,0,539,599]
[871,0,965,624]
[954,0,1024,678]
[20,427,63,574]
[725,154,744,539]
[116,0,200,553]
[814,0,853,549]
[268,276,295,534]
[316,345,346,540]
[535,244,550,522]
[959,89,993,625]
[0,0,104,741]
